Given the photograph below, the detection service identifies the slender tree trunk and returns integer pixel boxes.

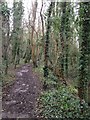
[12,0,23,68]
[65,3,71,79]
[2,4,9,74]
[43,2,54,89]
[40,0,44,39]
[5,15,10,74]
[31,1,38,67]
[59,2,66,79]
[44,2,54,77]
[0,1,2,75]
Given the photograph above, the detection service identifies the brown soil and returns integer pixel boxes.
[2,64,42,119]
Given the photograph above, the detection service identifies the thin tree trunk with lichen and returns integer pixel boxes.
[4,14,10,75]
[59,2,66,80]
[31,1,38,67]
[64,3,71,79]
[12,0,23,68]
[0,1,2,76]
[1,2,10,74]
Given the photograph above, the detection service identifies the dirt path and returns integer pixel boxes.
[2,64,42,118]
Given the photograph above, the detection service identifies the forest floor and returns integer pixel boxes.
[2,64,42,118]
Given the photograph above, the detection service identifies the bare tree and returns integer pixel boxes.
[31,0,38,67]
[40,0,44,38]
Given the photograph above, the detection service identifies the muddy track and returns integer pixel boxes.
[2,64,42,119]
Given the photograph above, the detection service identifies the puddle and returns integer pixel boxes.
[22,84,26,86]
[19,89,28,93]
[26,85,29,87]
[14,88,21,93]
[17,72,23,76]
[34,86,36,89]
[5,100,16,105]
[21,69,29,73]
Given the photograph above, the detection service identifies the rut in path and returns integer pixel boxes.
[2,64,42,118]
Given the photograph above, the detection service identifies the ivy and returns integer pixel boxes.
[78,2,90,103]
[1,2,10,17]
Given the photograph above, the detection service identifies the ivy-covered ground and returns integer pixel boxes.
[35,66,90,119]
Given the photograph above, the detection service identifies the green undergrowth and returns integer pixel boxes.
[39,87,90,118]
[33,65,44,82]
[34,65,78,93]
[35,66,90,119]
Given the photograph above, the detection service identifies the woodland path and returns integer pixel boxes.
[2,64,42,118]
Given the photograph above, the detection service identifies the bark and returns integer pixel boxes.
[59,2,66,79]
[78,2,90,103]
[44,2,54,77]
[0,1,2,75]
[5,14,10,74]
[31,1,38,67]
[40,0,44,38]
[12,1,23,68]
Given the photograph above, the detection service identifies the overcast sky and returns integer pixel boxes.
[6,0,49,21]
[6,0,37,20]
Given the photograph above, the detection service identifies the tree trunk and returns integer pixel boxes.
[59,2,66,79]
[44,2,54,77]
[78,2,90,104]
[0,1,2,75]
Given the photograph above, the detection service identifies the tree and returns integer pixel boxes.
[31,0,38,67]
[59,2,66,80]
[40,0,44,39]
[78,2,90,103]
[64,3,72,79]
[44,2,54,77]
[0,0,3,76]
[1,2,10,74]
[12,0,23,68]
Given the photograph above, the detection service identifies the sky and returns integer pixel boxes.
[6,0,49,21]
[6,0,36,20]
[5,0,50,32]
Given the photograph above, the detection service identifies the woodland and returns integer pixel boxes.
[0,0,90,119]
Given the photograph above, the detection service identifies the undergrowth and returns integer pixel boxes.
[38,87,90,119]
[36,66,90,119]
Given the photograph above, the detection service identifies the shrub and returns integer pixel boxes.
[39,86,90,118]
